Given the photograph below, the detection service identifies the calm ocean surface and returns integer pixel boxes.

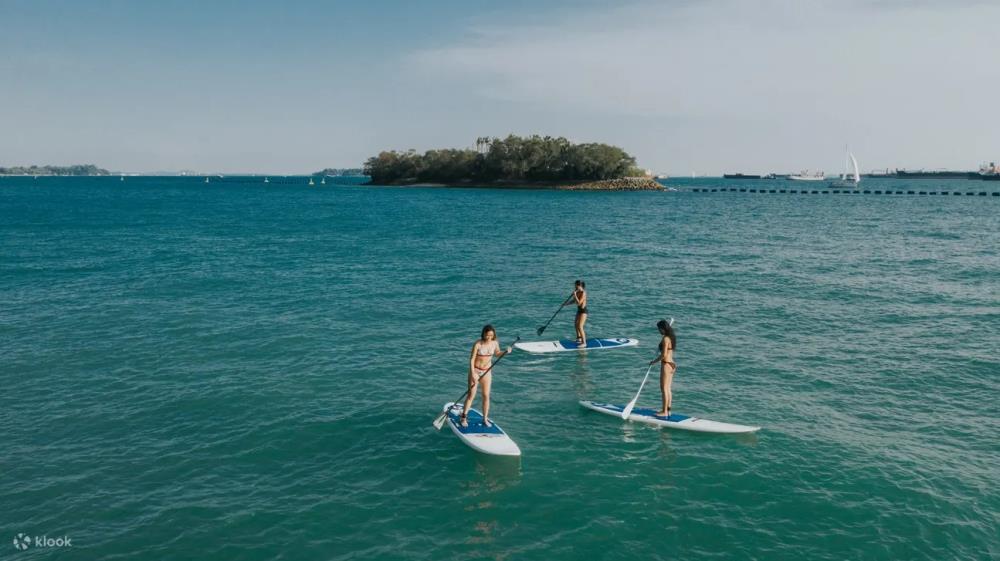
[2,176,998,560]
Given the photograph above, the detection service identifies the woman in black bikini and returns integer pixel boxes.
[460,324,511,428]
[566,280,588,344]
[649,319,677,417]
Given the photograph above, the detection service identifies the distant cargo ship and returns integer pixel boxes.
[787,171,826,181]
[723,173,761,179]
[976,162,1000,180]
[893,169,971,179]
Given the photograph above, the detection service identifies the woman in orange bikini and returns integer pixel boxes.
[649,319,677,417]
[460,324,511,428]
[565,280,588,344]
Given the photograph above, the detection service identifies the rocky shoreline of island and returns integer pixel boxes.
[387,177,663,191]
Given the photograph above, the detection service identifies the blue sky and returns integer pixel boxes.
[2,0,998,174]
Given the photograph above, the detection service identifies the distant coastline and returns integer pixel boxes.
[0,164,110,176]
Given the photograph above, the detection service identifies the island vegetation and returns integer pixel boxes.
[312,167,365,177]
[363,135,658,190]
[0,164,111,176]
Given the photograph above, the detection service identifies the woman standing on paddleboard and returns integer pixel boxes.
[566,280,588,344]
[461,325,511,428]
[650,319,677,417]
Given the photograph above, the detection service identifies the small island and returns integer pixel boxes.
[363,135,662,190]
[0,164,111,176]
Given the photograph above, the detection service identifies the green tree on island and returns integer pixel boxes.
[364,135,643,184]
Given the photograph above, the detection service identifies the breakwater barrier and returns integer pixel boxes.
[686,187,998,196]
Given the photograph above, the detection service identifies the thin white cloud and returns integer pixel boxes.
[407,0,1000,173]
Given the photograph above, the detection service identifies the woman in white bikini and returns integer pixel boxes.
[649,319,677,417]
[460,324,511,428]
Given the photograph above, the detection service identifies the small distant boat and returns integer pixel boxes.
[787,170,825,181]
[264,177,269,184]
[828,147,860,189]
[204,177,210,184]
[120,175,124,182]
[321,177,326,185]
[308,177,315,186]
[723,173,761,179]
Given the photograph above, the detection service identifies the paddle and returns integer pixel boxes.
[536,292,575,336]
[432,336,520,430]
[621,318,673,419]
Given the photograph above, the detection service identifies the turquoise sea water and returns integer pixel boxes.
[2,176,998,560]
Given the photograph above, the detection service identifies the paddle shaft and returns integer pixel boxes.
[537,292,575,335]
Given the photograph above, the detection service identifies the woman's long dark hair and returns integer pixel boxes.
[481,324,496,340]
[656,319,676,350]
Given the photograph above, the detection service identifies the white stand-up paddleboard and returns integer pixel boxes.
[442,403,521,456]
[514,338,638,354]
[579,400,760,434]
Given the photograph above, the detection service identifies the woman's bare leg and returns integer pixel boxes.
[481,372,492,426]
[461,373,476,427]
[664,366,675,416]
[579,313,587,343]
[656,364,668,416]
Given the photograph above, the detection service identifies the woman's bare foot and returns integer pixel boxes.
[460,413,468,428]
[483,418,492,428]
[654,410,668,417]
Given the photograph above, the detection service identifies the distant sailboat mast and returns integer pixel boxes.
[830,145,860,188]
[849,151,860,183]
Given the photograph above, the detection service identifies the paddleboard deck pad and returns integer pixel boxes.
[514,338,638,354]
[442,403,521,456]
[579,400,760,434]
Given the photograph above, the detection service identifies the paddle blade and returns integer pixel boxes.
[432,412,447,430]
[536,326,545,336]
[621,399,637,420]
[622,363,655,419]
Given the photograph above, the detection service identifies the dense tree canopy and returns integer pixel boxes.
[312,168,364,177]
[364,135,641,184]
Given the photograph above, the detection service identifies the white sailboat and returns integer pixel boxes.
[308,177,315,186]
[828,147,860,188]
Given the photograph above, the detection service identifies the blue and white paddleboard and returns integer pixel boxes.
[579,400,760,434]
[442,402,521,456]
[514,338,638,354]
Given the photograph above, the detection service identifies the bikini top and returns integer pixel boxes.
[477,341,497,356]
